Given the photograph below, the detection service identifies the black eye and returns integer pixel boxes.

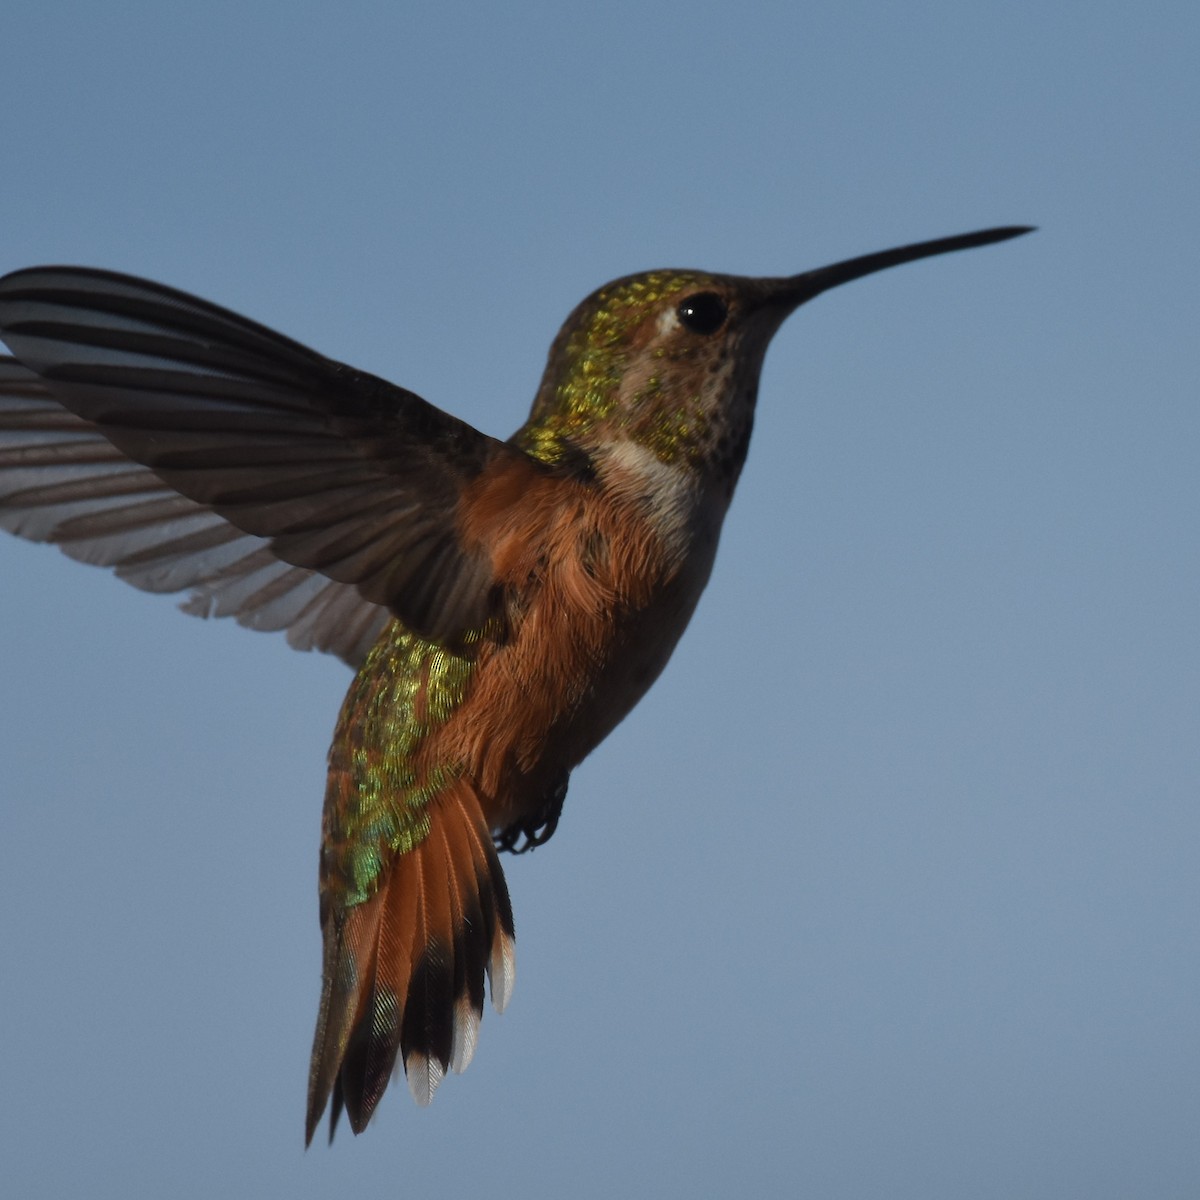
[676,292,728,335]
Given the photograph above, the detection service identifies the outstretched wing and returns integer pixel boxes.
[0,268,548,663]
[0,358,390,664]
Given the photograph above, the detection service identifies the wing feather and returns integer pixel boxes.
[0,360,388,664]
[0,266,555,654]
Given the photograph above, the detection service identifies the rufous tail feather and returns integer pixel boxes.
[304,783,515,1143]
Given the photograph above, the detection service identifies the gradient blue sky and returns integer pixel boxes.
[1,4,1196,1198]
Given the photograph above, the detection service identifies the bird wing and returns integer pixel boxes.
[0,268,548,665]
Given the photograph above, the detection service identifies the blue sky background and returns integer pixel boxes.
[0,4,1196,1198]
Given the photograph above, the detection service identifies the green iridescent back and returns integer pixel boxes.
[324,622,476,906]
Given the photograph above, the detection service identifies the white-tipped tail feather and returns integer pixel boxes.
[487,928,516,1014]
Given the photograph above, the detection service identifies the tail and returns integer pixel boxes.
[305,782,515,1143]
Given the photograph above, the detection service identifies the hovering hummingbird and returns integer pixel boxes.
[0,225,1030,1141]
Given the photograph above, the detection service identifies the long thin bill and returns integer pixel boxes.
[774,225,1035,309]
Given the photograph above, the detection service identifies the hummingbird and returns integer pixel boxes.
[0,225,1031,1142]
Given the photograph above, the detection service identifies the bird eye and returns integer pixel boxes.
[676,292,728,335]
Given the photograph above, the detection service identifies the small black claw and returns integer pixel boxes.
[494,771,569,854]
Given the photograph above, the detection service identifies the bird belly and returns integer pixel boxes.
[441,509,720,831]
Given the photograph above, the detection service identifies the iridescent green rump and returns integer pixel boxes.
[326,619,476,906]
[515,270,715,468]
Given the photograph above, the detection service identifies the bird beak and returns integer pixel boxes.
[760,225,1035,314]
